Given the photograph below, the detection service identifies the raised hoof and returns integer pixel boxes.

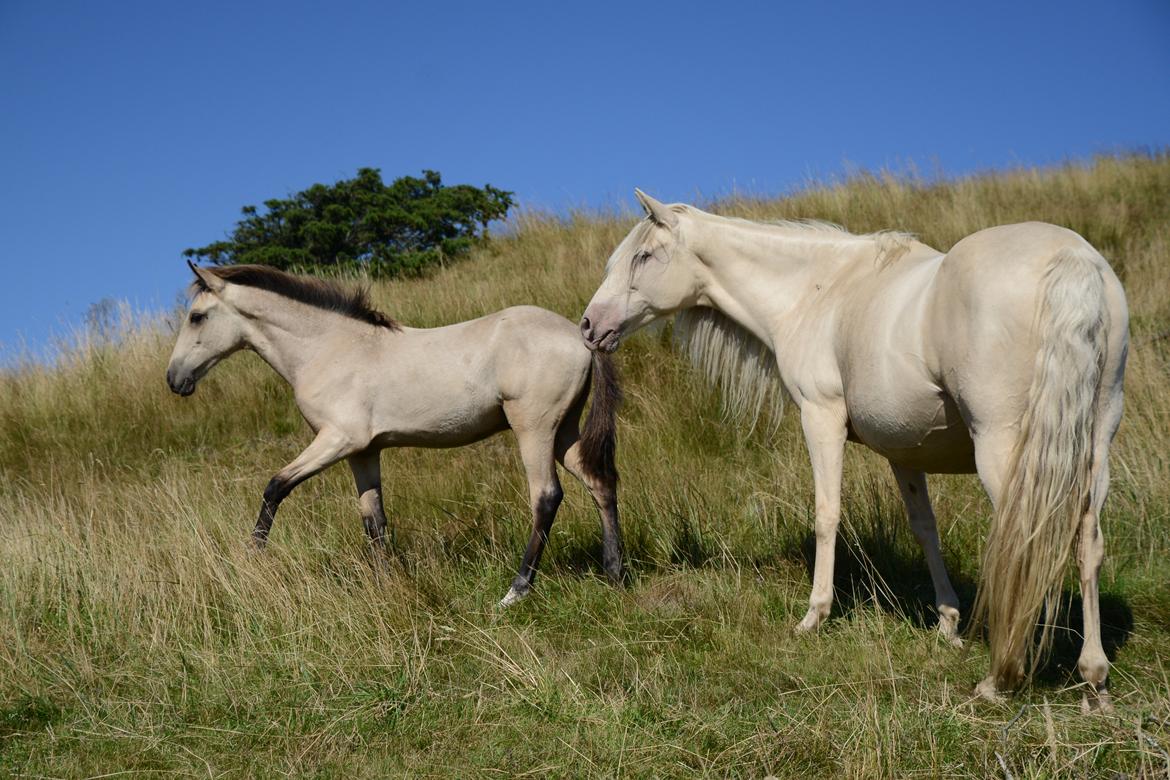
[498,585,529,609]
[974,676,1004,703]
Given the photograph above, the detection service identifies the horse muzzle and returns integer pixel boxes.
[166,366,197,397]
[579,311,622,354]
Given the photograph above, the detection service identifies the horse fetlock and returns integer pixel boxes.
[601,537,624,579]
[974,676,1005,703]
[357,491,382,518]
[937,605,963,647]
[498,584,530,608]
[1077,652,1109,689]
[795,605,828,633]
[250,524,270,544]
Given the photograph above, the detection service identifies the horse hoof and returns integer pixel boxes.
[1081,688,1114,715]
[938,626,964,648]
[794,609,823,634]
[937,611,962,648]
[975,676,1004,702]
[498,586,528,608]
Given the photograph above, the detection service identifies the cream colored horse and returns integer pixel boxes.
[167,262,623,605]
[581,191,1127,709]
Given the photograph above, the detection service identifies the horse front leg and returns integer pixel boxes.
[795,403,848,633]
[252,428,355,548]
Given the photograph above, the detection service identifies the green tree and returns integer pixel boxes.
[183,169,514,277]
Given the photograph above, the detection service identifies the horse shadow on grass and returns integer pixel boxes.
[792,506,1134,684]
[507,491,1133,685]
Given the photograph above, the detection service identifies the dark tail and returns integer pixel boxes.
[579,351,622,482]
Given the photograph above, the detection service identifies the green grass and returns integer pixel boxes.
[2,153,1170,777]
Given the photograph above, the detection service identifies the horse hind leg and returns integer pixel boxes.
[890,464,962,647]
[556,416,624,586]
[1076,463,1111,713]
[348,450,390,557]
[499,420,563,607]
[970,427,1017,701]
[1077,378,1124,713]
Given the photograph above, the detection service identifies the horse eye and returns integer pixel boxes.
[633,250,652,265]
[189,311,206,325]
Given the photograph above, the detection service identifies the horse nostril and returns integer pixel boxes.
[579,316,592,338]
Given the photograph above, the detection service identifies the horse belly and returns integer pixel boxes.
[846,388,976,474]
[376,397,508,448]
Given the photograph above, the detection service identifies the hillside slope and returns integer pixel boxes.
[2,153,1169,777]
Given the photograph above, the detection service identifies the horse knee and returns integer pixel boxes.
[535,486,563,518]
[813,516,838,543]
[263,476,290,506]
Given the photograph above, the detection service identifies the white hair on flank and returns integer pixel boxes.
[673,306,785,431]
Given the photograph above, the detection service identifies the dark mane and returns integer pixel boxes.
[193,265,400,330]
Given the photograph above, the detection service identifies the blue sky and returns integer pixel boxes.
[2,1,1168,359]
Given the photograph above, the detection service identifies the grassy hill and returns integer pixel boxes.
[2,153,1169,777]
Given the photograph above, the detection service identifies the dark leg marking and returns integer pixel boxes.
[252,476,292,547]
[511,488,564,595]
[597,484,624,585]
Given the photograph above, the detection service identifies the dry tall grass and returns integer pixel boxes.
[2,153,1169,777]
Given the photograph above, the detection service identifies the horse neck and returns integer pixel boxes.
[689,216,867,346]
[233,289,370,388]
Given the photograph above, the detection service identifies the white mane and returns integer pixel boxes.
[700,210,917,268]
[673,306,785,431]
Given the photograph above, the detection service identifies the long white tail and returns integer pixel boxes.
[973,247,1109,689]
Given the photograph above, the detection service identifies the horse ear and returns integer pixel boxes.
[187,259,225,293]
[634,188,678,229]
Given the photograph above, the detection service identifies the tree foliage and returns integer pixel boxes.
[183,169,514,277]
